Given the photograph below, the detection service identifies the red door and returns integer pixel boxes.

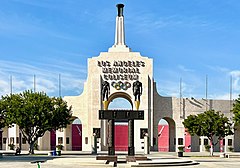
[50,130,56,150]
[158,125,169,152]
[185,130,191,152]
[115,124,128,151]
[72,124,82,151]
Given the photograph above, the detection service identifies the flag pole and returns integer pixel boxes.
[10,75,12,94]
[230,75,233,119]
[59,74,61,98]
[180,77,182,118]
[205,75,208,111]
[33,74,36,92]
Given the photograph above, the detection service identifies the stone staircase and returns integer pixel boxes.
[131,158,199,167]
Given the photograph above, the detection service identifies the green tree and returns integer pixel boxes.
[0,113,4,130]
[183,109,233,156]
[0,100,7,129]
[233,95,240,125]
[1,90,72,154]
[0,94,21,129]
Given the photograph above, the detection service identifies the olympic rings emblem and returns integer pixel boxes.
[111,81,131,90]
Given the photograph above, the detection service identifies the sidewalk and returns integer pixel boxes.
[1,151,240,168]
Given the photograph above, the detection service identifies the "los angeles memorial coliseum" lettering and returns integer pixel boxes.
[98,60,145,81]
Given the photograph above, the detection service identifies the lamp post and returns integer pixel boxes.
[224,123,228,157]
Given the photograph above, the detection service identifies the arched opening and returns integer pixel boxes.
[105,92,133,110]
[108,96,132,151]
[72,118,82,151]
[158,119,169,151]
[158,117,176,152]
[108,97,132,110]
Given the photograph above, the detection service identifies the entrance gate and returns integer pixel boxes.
[99,110,144,156]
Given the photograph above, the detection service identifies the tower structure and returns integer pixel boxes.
[64,3,154,152]
[108,4,131,52]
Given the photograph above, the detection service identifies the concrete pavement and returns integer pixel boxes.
[1,151,240,167]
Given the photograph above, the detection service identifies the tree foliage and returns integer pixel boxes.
[183,109,233,155]
[233,95,240,125]
[1,90,72,154]
[0,100,8,129]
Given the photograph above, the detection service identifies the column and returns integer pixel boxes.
[144,134,150,154]
[63,128,67,151]
[200,136,204,152]
[108,119,115,155]
[128,119,135,156]
[92,134,97,154]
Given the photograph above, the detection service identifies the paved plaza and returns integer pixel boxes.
[1,151,240,168]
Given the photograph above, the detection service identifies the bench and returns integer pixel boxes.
[96,155,117,167]
[126,155,148,162]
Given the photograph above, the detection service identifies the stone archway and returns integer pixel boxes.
[99,91,144,155]
[157,117,176,152]
[72,118,82,151]
[105,92,133,110]
[108,93,132,152]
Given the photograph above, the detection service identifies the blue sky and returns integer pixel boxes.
[0,0,240,100]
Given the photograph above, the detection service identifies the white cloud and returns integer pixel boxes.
[34,77,57,93]
[205,65,230,73]
[230,70,240,77]
[155,66,204,99]
[127,12,215,34]
[210,93,239,100]
[0,60,86,97]
[157,79,197,98]
[0,80,9,95]
[230,70,240,91]
[178,65,194,72]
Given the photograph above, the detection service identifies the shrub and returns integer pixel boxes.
[34,143,39,150]
[229,147,234,152]
[56,144,63,151]
[205,144,211,152]
[178,146,185,152]
[8,144,15,150]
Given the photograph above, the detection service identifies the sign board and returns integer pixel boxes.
[99,110,144,120]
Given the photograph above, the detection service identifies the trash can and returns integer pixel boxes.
[178,151,183,157]
[53,150,57,156]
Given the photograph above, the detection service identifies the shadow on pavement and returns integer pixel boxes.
[0,155,56,162]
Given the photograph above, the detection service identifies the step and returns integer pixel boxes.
[132,159,199,167]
